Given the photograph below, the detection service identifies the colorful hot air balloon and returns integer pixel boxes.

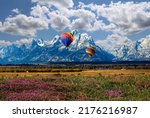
[60,32,74,47]
[86,46,96,57]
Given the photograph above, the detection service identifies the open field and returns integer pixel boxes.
[0,69,150,101]
[0,69,150,76]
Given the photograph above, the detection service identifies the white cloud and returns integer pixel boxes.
[96,34,133,55]
[137,35,150,58]
[31,5,49,18]
[69,9,104,31]
[32,0,74,8]
[140,35,150,50]
[15,38,33,46]
[38,1,150,34]
[82,2,150,35]
[0,22,2,27]
[12,8,20,14]
[70,18,103,32]
[30,1,104,32]
[48,8,104,32]
[49,12,70,31]
[70,9,96,30]
[0,40,11,46]
[0,14,48,37]
[1,1,150,37]
[96,34,150,60]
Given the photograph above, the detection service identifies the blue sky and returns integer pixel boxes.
[0,0,150,44]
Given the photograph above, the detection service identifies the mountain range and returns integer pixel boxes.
[97,34,150,61]
[0,30,149,64]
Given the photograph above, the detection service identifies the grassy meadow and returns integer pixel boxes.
[0,67,150,101]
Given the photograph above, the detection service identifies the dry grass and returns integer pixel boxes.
[0,69,150,76]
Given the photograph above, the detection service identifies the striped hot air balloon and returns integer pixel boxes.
[86,46,96,57]
[60,32,74,47]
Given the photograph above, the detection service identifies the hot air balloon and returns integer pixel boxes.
[86,46,96,57]
[60,32,74,47]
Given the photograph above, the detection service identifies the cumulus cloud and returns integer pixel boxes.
[138,35,150,58]
[0,1,150,37]
[96,34,133,55]
[31,5,49,18]
[69,9,104,31]
[140,35,150,50]
[30,1,104,32]
[70,18,103,31]
[82,2,150,35]
[32,0,74,8]
[69,9,96,30]
[12,8,20,14]
[36,1,150,34]
[49,12,70,31]
[0,14,48,37]
[47,8,104,31]
[99,34,132,45]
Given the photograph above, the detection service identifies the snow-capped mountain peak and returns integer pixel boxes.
[96,34,150,61]
[37,38,44,47]
[69,30,96,51]
[31,39,45,47]
[0,30,114,64]
[0,31,149,64]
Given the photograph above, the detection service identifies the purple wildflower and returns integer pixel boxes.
[106,90,123,97]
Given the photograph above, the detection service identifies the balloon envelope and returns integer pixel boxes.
[60,32,74,47]
[86,46,96,57]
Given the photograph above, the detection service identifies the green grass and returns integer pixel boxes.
[0,74,150,101]
[59,74,150,100]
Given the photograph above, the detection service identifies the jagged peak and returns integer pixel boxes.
[37,38,44,47]
[31,38,45,47]
[48,30,96,50]
[51,35,60,43]
[72,30,95,46]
